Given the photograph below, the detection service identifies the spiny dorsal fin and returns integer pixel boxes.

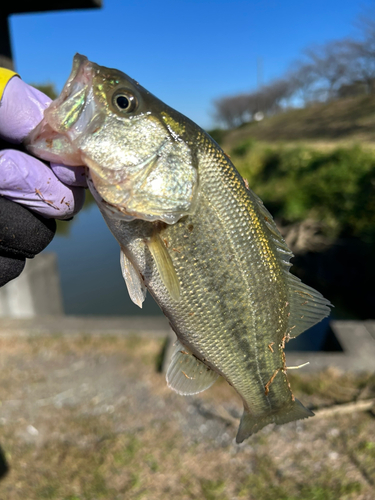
[167,340,219,395]
[146,232,180,300]
[250,191,331,336]
[120,249,147,308]
[251,191,293,265]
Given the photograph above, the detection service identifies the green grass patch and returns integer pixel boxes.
[200,479,227,500]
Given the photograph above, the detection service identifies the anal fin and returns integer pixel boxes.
[120,249,147,308]
[167,340,219,395]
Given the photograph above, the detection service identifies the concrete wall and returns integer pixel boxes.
[0,253,63,317]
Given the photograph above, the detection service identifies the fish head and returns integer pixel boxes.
[26,54,199,223]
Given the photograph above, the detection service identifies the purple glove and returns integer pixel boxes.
[0,76,86,219]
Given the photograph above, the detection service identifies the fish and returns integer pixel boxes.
[25,54,331,442]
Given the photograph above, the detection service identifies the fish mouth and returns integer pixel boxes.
[25,54,102,166]
[45,54,98,135]
[67,54,92,88]
[59,54,94,108]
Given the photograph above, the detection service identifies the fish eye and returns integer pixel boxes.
[112,90,138,113]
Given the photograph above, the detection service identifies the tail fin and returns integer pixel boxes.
[236,399,314,443]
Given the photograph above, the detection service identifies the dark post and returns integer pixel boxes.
[0,16,13,70]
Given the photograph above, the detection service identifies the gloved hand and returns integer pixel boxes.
[0,72,87,286]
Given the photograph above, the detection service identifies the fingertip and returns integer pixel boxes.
[50,162,88,188]
[0,149,86,219]
[0,78,51,143]
[59,185,86,219]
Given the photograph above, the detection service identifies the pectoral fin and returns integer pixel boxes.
[120,249,147,308]
[146,233,180,301]
[167,340,219,395]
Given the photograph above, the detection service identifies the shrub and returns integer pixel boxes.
[235,144,375,242]
[230,138,256,157]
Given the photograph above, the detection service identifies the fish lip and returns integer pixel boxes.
[67,54,88,85]
[24,54,99,165]
[65,54,93,93]
[42,54,96,134]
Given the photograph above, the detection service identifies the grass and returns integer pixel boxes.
[0,335,374,499]
[288,369,375,404]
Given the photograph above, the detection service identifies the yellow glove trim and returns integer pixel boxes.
[0,68,19,101]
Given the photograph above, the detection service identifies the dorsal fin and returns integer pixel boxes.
[251,191,331,337]
[251,192,293,262]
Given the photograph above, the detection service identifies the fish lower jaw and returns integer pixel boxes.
[101,201,186,224]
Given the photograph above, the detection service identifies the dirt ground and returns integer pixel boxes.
[0,332,374,500]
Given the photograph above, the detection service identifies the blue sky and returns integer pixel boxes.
[9,0,373,128]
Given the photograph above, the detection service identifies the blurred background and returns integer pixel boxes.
[3,0,375,319]
[1,2,375,499]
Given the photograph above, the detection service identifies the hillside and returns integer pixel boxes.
[222,94,375,149]
[209,98,375,321]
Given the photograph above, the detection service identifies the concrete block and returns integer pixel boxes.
[0,253,63,317]
[286,320,375,373]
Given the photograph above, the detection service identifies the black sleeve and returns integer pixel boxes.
[0,196,56,286]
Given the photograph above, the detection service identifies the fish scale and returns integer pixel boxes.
[25,54,331,441]
[112,139,292,416]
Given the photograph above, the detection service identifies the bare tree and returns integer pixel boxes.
[302,40,354,100]
[289,63,318,105]
[213,78,297,128]
[261,78,297,111]
[213,12,375,128]
[213,93,252,128]
[349,15,375,93]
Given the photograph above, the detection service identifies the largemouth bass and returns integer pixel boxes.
[26,54,331,442]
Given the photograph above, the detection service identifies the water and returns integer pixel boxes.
[46,206,162,316]
[285,318,341,352]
